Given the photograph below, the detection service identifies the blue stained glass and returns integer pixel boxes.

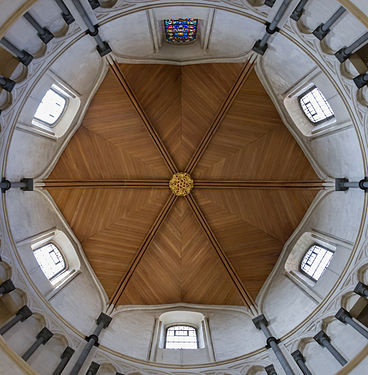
[164,18,198,44]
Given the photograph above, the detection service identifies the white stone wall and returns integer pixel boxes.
[0,0,368,373]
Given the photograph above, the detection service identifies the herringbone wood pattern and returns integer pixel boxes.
[48,71,169,180]
[194,71,318,180]
[48,187,170,297]
[119,198,244,305]
[46,61,320,307]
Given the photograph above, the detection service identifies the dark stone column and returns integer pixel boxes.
[0,76,16,92]
[0,178,34,193]
[354,282,368,297]
[253,0,293,55]
[54,0,75,25]
[23,12,54,44]
[291,350,312,375]
[335,307,368,340]
[313,6,346,40]
[313,330,347,366]
[0,305,32,335]
[265,364,278,374]
[86,361,100,375]
[290,0,309,21]
[70,0,111,57]
[353,73,368,89]
[253,315,296,375]
[88,0,100,9]
[335,178,368,192]
[0,38,33,66]
[335,31,368,63]
[0,279,15,295]
[265,0,277,7]
[69,313,112,375]
[22,327,53,361]
[52,346,75,375]
[265,0,292,33]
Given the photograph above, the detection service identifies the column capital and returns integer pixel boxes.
[86,334,99,346]
[335,307,352,324]
[97,312,112,328]
[61,346,75,359]
[265,0,276,6]
[16,305,33,321]
[0,279,15,294]
[265,364,277,375]
[291,349,305,362]
[313,330,330,346]
[354,73,368,89]
[313,24,330,40]
[354,282,368,297]
[0,77,15,92]
[252,314,268,330]
[87,361,100,375]
[37,327,53,344]
[88,0,100,9]
[266,336,280,348]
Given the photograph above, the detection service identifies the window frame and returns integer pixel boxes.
[33,87,68,127]
[33,241,67,281]
[164,324,199,350]
[298,85,335,125]
[300,243,334,282]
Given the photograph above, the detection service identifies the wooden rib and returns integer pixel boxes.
[108,58,178,174]
[44,179,324,190]
[185,55,256,174]
[185,194,255,309]
[108,194,177,307]
[195,180,324,190]
[43,179,168,188]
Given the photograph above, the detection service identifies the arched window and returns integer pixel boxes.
[300,244,333,281]
[34,88,66,126]
[165,325,198,349]
[299,86,334,124]
[33,243,66,280]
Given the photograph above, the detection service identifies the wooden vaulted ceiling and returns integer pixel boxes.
[45,58,321,308]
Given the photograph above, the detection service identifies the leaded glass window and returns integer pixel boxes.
[164,18,198,44]
[299,86,334,124]
[34,243,66,280]
[165,325,198,349]
[34,88,66,125]
[300,244,333,281]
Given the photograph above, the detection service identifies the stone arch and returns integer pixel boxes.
[29,333,69,375]
[246,365,266,375]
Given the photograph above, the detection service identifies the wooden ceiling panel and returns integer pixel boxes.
[47,188,170,297]
[119,64,182,168]
[46,62,321,307]
[48,70,169,180]
[119,199,244,306]
[180,63,244,171]
[193,188,317,299]
[120,63,244,170]
[194,70,318,181]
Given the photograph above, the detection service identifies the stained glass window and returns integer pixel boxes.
[165,325,198,349]
[164,18,198,44]
[34,88,66,125]
[300,244,333,281]
[299,86,334,124]
[34,243,66,280]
